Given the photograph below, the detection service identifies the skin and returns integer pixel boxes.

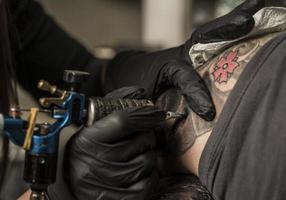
[18,32,280,199]
[18,190,31,200]
[156,32,281,176]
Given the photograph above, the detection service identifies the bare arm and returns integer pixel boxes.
[18,190,31,200]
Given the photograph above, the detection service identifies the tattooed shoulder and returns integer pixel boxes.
[196,32,281,118]
[200,33,279,95]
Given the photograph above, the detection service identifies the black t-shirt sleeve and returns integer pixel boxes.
[10,0,103,97]
[199,32,286,200]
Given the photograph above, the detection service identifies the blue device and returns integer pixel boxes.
[1,70,89,200]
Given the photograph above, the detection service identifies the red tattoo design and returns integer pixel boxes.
[212,50,239,83]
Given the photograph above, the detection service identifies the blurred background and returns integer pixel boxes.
[33,0,286,54]
[35,0,246,51]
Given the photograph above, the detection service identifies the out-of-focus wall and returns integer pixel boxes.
[142,0,192,48]
[36,0,142,49]
[36,0,195,49]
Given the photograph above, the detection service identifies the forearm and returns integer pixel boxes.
[18,190,30,200]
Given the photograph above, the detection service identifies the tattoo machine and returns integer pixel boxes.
[0,70,185,200]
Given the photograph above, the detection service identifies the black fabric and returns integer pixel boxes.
[199,32,286,199]
[10,0,103,98]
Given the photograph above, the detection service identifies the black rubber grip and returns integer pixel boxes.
[86,98,154,126]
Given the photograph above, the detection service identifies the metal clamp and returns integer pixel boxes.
[23,108,39,150]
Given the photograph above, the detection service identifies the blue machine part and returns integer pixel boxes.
[3,116,26,146]
[30,91,86,154]
[2,91,86,154]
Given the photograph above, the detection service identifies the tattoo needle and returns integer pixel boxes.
[165,111,186,120]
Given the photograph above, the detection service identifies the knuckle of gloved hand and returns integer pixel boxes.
[165,60,189,75]
[183,78,206,93]
[99,111,126,129]
[164,61,199,88]
[124,87,146,99]
[82,112,127,143]
[66,128,93,156]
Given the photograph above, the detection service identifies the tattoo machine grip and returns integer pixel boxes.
[85,97,154,126]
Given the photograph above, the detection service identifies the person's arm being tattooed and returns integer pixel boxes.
[155,32,281,176]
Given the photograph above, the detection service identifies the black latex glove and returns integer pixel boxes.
[105,0,265,122]
[106,47,217,121]
[62,86,165,200]
[190,0,265,44]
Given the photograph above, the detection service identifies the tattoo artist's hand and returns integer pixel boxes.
[107,49,216,121]
[105,1,264,122]
[63,87,164,200]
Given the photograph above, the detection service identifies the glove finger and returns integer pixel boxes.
[68,149,156,188]
[105,86,146,99]
[77,131,156,162]
[164,60,215,121]
[79,106,165,143]
[190,11,254,44]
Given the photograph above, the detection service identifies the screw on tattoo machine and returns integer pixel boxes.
[0,70,186,200]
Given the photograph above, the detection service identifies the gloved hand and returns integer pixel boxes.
[106,46,216,121]
[48,86,165,200]
[105,0,265,122]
